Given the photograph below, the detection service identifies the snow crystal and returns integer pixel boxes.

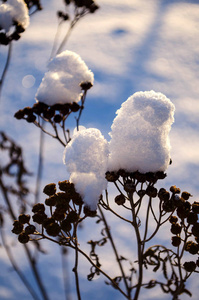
[63,128,108,210]
[108,91,175,173]
[0,0,29,32]
[35,51,94,105]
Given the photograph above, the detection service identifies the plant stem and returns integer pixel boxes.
[129,192,143,300]
[0,178,50,300]
[0,226,40,300]
[0,42,12,99]
[98,205,131,298]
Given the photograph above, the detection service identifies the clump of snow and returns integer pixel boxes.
[35,50,94,105]
[63,128,108,210]
[108,90,175,173]
[0,0,29,32]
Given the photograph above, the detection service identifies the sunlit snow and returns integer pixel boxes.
[108,90,175,173]
[35,50,94,105]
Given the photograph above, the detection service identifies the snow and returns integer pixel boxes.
[63,128,108,210]
[0,0,29,32]
[35,50,94,105]
[108,91,175,173]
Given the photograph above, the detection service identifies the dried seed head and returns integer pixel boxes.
[12,220,24,234]
[170,185,181,194]
[32,203,45,213]
[46,223,61,237]
[25,225,36,235]
[18,214,30,224]
[105,171,119,182]
[43,183,56,196]
[181,191,192,200]
[83,206,97,217]
[61,219,72,233]
[18,232,30,244]
[170,223,182,235]
[32,212,47,224]
[183,261,196,272]
[192,202,199,214]
[115,194,126,205]
[66,211,79,223]
[146,186,157,198]
[172,236,181,247]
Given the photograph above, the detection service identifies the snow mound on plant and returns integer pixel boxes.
[108,90,175,173]
[63,128,108,210]
[35,50,94,105]
[0,0,29,32]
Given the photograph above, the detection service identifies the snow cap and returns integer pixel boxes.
[108,91,175,173]
[63,128,108,210]
[0,0,29,32]
[35,50,94,105]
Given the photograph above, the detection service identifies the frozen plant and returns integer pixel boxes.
[108,90,175,173]
[0,0,29,44]
[63,127,109,210]
[35,50,94,105]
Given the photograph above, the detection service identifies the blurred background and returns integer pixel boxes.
[0,0,199,299]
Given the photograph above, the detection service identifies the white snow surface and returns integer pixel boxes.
[63,128,108,210]
[35,50,94,105]
[108,90,175,173]
[0,0,29,32]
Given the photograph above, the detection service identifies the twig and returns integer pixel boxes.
[0,226,40,300]
[0,42,12,99]
[98,205,131,298]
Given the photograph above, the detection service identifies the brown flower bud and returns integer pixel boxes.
[105,171,119,182]
[146,186,157,198]
[170,186,181,194]
[12,220,23,234]
[25,225,36,235]
[45,195,57,206]
[187,212,198,225]
[32,203,45,213]
[158,189,170,201]
[14,109,25,119]
[183,261,196,272]
[32,212,47,224]
[46,223,61,237]
[42,218,55,229]
[67,211,79,223]
[124,181,136,193]
[192,202,199,214]
[115,194,125,205]
[43,183,56,196]
[171,223,182,235]
[61,219,72,233]
[83,206,97,217]
[18,214,30,224]
[18,232,30,244]
[172,236,181,247]
[169,216,178,224]
[181,191,192,200]
[53,114,62,123]
[192,223,199,237]
[80,81,93,90]
[70,102,80,112]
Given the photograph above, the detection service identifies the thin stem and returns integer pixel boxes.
[0,42,12,99]
[0,178,50,300]
[0,226,40,300]
[61,248,72,300]
[72,223,81,300]
[35,120,45,204]
[98,205,131,298]
[128,192,143,300]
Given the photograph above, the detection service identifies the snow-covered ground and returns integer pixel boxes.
[0,0,199,299]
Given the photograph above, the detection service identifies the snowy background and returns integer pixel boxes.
[0,0,199,299]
